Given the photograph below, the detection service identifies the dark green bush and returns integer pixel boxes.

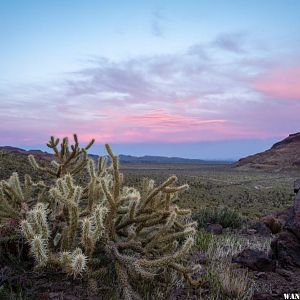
[193,206,244,229]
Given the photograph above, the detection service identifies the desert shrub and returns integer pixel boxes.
[196,234,257,300]
[206,261,253,300]
[206,234,272,261]
[0,134,200,299]
[193,206,244,229]
[195,230,214,251]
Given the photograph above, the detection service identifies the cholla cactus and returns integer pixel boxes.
[0,172,47,220]
[28,134,94,178]
[16,135,201,299]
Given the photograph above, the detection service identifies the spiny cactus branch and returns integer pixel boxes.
[29,134,95,178]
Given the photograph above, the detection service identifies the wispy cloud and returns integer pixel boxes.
[212,32,247,54]
[0,33,299,145]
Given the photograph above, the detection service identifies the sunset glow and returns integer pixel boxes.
[0,0,299,159]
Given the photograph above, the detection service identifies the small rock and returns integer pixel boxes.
[248,221,272,236]
[232,249,275,272]
[271,231,300,268]
[206,224,223,235]
[261,215,282,234]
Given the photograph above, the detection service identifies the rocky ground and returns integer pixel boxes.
[235,180,300,299]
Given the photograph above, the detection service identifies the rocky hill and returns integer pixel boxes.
[235,133,300,171]
[0,146,52,160]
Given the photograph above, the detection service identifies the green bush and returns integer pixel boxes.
[193,206,244,229]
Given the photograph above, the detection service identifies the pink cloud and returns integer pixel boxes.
[254,66,300,100]
[1,40,300,147]
[72,109,228,143]
[121,109,225,128]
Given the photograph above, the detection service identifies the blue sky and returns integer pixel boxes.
[0,0,299,159]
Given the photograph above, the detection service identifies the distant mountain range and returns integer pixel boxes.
[2,132,300,170]
[0,146,233,165]
[235,132,300,171]
[116,154,232,165]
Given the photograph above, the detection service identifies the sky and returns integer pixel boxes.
[0,0,300,159]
